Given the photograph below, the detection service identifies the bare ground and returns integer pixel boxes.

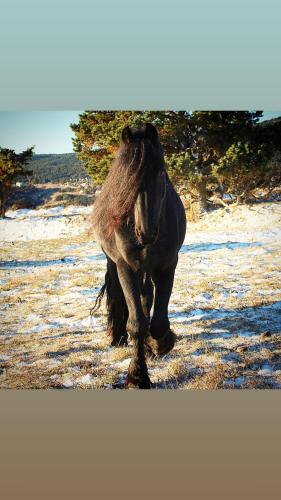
[0,202,281,389]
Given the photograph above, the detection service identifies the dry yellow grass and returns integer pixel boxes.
[1,202,281,389]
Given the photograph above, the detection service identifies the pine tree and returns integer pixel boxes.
[0,146,34,217]
[70,111,183,185]
[213,117,281,202]
[70,111,264,217]
[168,111,263,215]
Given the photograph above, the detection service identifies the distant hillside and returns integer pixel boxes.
[258,116,281,128]
[28,153,89,183]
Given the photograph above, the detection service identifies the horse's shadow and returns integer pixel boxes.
[7,185,60,210]
[149,300,281,389]
[0,255,105,269]
[197,301,281,340]
[46,345,92,358]
[0,258,77,269]
[180,241,261,253]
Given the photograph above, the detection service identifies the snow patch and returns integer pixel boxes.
[258,364,273,377]
[223,376,246,388]
[0,354,12,361]
[62,376,75,388]
[31,324,49,333]
[0,205,91,242]
[194,292,212,303]
[77,373,95,385]
[114,358,131,370]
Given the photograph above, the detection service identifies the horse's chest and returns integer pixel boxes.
[125,247,151,272]
[118,244,159,272]
[113,232,175,273]
[129,246,169,273]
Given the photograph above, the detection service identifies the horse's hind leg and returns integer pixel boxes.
[106,258,128,347]
[146,263,177,357]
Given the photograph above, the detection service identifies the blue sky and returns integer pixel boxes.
[0,111,280,154]
[0,111,82,154]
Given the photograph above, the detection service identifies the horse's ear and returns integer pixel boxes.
[144,123,158,144]
[121,126,133,144]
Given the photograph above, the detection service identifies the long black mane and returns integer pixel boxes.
[90,125,165,238]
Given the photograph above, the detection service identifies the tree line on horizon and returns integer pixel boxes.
[1,111,280,218]
[71,111,281,217]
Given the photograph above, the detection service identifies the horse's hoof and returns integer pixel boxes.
[125,373,151,389]
[145,329,176,357]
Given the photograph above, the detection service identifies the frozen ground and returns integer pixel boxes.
[0,205,91,241]
[0,202,281,389]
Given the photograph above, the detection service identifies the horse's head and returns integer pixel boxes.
[121,123,167,246]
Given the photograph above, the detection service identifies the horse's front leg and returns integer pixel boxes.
[106,257,128,347]
[116,259,151,389]
[146,262,177,357]
[141,273,154,321]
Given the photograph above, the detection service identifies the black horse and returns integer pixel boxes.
[91,123,186,388]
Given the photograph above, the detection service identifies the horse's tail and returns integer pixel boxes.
[90,272,109,316]
[90,265,128,343]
